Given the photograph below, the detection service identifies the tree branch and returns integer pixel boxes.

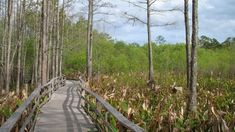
[121,0,147,10]
[94,12,114,16]
[151,22,176,27]
[150,0,158,6]
[151,7,182,12]
[123,12,147,25]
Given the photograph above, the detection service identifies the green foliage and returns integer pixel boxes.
[200,35,222,49]
[15,99,23,108]
[119,101,128,113]
[222,37,235,48]
[62,19,234,79]
[155,35,166,45]
[0,106,13,118]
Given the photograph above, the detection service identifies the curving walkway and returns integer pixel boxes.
[34,81,96,132]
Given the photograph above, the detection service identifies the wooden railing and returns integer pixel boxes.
[0,76,66,132]
[76,77,145,132]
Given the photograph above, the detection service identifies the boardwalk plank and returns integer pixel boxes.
[34,81,96,132]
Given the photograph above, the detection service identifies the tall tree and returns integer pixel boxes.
[187,0,199,113]
[16,0,26,95]
[184,0,191,95]
[123,0,176,85]
[86,0,94,83]
[59,0,66,76]
[52,0,56,78]
[0,0,6,94]
[47,0,52,80]
[41,0,49,85]
[5,0,14,92]
[34,0,41,85]
[56,0,60,77]
[84,0,114,83]
[146,0,154,84]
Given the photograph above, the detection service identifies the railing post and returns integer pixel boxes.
[118,122,127,132]
[82,89,86,107]
[105,112,109,131]
[49,84,53,99]
[52,81,54,91]
[63,76,66,86]
[51,83,53,95]
[57,77,60,88]
[15,124,19,132]
[78,88,84,108]
[96,99,102,114]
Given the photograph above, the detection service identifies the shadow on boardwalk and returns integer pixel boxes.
[34,81,96,132]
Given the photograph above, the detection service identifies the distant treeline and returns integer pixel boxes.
[63,17,235,78]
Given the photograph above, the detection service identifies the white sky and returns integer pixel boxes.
[70,0,235,44]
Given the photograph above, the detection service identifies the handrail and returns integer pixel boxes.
[77,77,145,132]
[0,76,66,132]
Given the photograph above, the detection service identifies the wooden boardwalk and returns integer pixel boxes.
[0,77,144,132]
[34,81,96,132]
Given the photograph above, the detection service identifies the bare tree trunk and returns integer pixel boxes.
[5,0,14,92]
[59,0,65,76]
[35,0,42,86]
[22,37,27,85]
[34,31,39,84]
[187,0,198,113]
[38,41,42,85]
[51,0,56,78]
[38,10,42,86]
[147,0,154,84]
[52,32,56,78]
[184,0,191,90]
[41,0,48,85]
[47,0,53,80]
[34,0,40,85]
[46,0,50,81]
[16,0,26,95]
[0,0,6,94]
[16,0,22,94]
[55,0,60,77]
[0,0,2,94]
[86,0,94,83]
[3,0,7,89]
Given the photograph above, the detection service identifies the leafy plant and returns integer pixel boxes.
[0,106,13,118]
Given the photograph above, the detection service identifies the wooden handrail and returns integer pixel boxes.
[0,76,66,132]
[77,77,145,132]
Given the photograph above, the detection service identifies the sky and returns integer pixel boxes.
[73,0,235,44]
